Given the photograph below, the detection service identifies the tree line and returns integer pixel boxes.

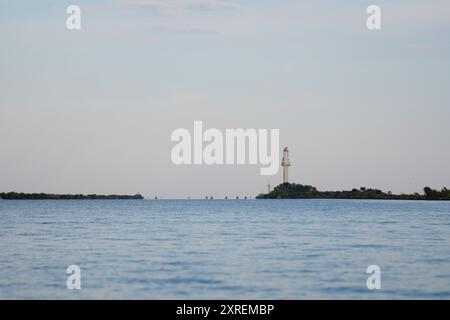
[0,192,144,200]
[256,183,450,200]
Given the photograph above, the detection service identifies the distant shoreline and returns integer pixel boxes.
[256,183,450,201]
[0,192,144,200]
[2,185,450,201]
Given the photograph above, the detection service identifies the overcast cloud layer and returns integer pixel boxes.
[1,0,449,198]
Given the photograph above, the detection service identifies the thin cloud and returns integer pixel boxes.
[117,0,246,15]
[116,0,173,16]
[185,0,245,11]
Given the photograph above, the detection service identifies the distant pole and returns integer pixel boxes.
[281,146,291,184]
[267,179,271,193]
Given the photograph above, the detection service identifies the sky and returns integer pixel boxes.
[1,0,450,198]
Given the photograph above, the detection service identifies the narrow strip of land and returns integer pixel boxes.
[0,192,144,200]
[256,184,450,200]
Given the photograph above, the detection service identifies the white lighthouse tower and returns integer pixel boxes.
[281,147,291,184]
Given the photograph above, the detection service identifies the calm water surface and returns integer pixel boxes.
[0,199,449,299]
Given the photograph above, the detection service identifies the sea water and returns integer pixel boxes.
[0,199,449,299]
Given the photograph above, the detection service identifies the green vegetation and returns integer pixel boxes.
[423,187,450,200]
[0,192,144,200]
[256,183,450,200]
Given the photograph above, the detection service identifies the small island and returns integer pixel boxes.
[256,183,450,201]
[0,192,144,200]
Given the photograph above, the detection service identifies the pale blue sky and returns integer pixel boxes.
[1,0,449,198]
